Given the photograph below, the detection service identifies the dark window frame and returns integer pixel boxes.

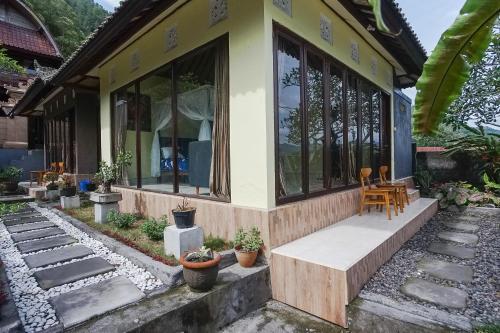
[110,34,230,202]
[273,23,392,205]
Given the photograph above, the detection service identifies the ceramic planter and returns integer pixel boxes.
[235,248,258,267]
[60,186,77,197]
[172,209,196,229]
[180,253,221,291]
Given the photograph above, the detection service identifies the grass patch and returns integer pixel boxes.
[476,325,500,333]
[62,203,234,265]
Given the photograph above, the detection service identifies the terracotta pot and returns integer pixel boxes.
[179,253,221,291]
[235,249,258,268]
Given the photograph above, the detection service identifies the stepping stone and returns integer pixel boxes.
[24,245,93,269]
[457,216,480,222]
[438,231,478,245]
[17,235,77,254]
[401,278,468,309]
[50,276,144,328]
[418,258,473,283]
[11,227,66,243]
[34,257,115,290]
[7,221,56,233]
[2,213,41,222]
[443,222,479,233]
[3,216,47,226]
[428,242,476,259]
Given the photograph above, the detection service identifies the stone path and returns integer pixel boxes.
[401,216,480,311]
[0,205,161,332]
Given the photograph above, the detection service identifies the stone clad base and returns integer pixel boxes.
[164,225,204,259]
[61,196,80,209]
[94,203,119,224]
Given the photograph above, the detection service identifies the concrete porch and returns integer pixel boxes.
[270,197,438,328]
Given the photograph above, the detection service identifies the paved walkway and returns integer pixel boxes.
[0,206,156,332]
[401,215,479,311]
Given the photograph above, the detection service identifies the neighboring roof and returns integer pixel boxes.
[339,0,427,88]
[416,147,446,152]
[0,20,59,58]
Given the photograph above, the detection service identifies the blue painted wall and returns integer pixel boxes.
[393,90,413,179]
[0,149,44,180]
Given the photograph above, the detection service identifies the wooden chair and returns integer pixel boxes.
[359,168,398,220]
[377,166,410,208]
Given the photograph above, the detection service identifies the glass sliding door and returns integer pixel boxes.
[371,90,381,178]
[360,84,372,172]
[306,51,325,192]
[329,64,344,188]
[276,35,303,197]
[346,74,358,184]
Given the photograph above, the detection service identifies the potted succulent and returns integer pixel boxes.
[234,227,264,268]
[179,246,220,291]
[172,197,196,229]
[59,175,77,197]
[0,166,23,193]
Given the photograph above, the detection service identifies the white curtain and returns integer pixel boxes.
[150,85,214,178]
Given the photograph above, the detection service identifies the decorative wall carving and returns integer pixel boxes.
[320,14,332,44]
[370,56,377,76]
[273,0,292,17]
[165,25,177,52]
[209,0,228,26]
[350,40,359,64]
[109,66,116,85]
[130,50,140,72]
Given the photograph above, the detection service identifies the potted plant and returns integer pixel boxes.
[59,175,77,197]
[172,197,196,229]
[94,150,132,193]
[43,172,60,201]
[179,246,221,291]
[234,227,264,268]
[0,166,23,192]
[87,177,97,192]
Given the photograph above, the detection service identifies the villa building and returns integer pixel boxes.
[12,0,436,327]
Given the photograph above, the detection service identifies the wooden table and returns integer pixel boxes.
[30,170,45,186]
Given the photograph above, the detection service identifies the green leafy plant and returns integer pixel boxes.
[0,166,23,182]
[431,181,499,208]
[0,48,25,74]
[414,169,433,196]
[43,172,60,190]
[412,0,500,134]
[234,227,264,253]
[141,215,168,241]
[184,246,214,263]
[204,235,232,252]
[0,203,27,216]
[95,150,132,193]
[106,209,137,229]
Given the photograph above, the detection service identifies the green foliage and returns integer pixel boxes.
[95,150,132,189]
[184,246,214,263]
[0,49,25,74]
[234,226,264,253]
[483,173,500,192]
[0,166,23,181]
[24,0,108,57]
[414,169,433,196]
[431,181,500,208]
[141,215,168,241]
[204,235,232,252]
[0,203,27,216]
[106,209,137,229]
[444,124,500,182]
[413,0,500,135]
[475,324,500,333]
[367,0,401,35]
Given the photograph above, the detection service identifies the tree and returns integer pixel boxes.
[444,21,499,129]
[0,48,25,74]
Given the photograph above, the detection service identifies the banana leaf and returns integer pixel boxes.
[367,0,390,33]
[413,0,500,135]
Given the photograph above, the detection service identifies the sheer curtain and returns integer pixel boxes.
[210,39,230,199]
[114,98,129,185]
[150,99,172,178]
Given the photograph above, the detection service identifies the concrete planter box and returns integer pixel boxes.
[60,195,80,209]
[45,189,60,201]
[89,192,122,204]
[89,192,122,224]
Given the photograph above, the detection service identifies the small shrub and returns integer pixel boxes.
[234,226,264,252]
[106,209,137,228]
[0,166,23,182]
[0,203,27,216]
[204,235,227,252]
[141,215,168,241]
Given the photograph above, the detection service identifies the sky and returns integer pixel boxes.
[94,0,466,101]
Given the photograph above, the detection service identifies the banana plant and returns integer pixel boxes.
[368,0,500,135]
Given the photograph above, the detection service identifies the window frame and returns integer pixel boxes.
[110,34,229,202]
[273,23,392,205]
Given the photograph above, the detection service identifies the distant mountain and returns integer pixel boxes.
[484,126,500,136]
[24,0,109,58]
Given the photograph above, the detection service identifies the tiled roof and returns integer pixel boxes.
[0,20,59,58]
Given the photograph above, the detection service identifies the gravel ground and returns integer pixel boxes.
[0,203,163,333]
[362,207,500,326]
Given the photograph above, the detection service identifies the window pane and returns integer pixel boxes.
[306,52,325,192]
[113,86,138,186]
[277,36,303,197]
[347,74,358,184]
[372,90,381,178]
[176,46,216,196]
[330,64,344,187]
[139,66,174,192]
[360,85,371,172]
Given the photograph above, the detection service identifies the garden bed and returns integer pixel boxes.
[60,201,233,267]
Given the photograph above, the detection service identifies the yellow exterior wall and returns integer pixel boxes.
[98,0,396,210]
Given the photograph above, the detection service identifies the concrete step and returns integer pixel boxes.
[17,235,77,254]
[1,212,42,222]
[3,216,48,226]
[11,227,65,243]
[34,257,115,290]
[408,189,420,202]
[401,278,468,309]
[24,245,94,269]
[428,242,476,259]
[437,231,478,246]
[442,222,479,233]
[417,258,473,283]
[7,221,56,233]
